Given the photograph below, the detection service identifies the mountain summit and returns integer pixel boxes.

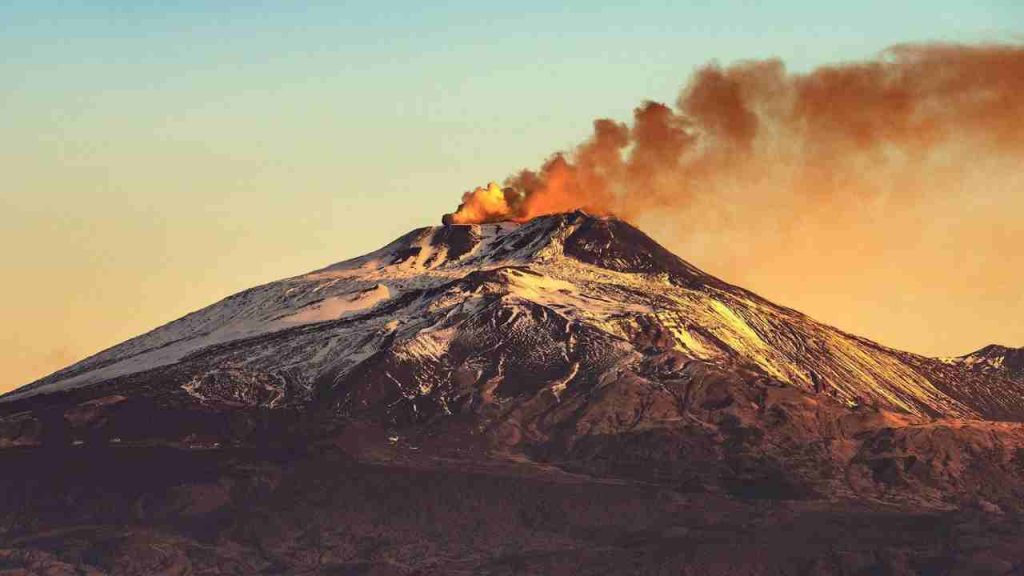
[4,212,1023,423]
[6,213,1024,573]
[955,344,1024,379]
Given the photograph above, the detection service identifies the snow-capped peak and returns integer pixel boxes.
[6,212,1021,424]
[955,344,1024,379]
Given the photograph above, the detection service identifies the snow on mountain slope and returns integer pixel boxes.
[2,212,1016,422]
[952,345,1024,380]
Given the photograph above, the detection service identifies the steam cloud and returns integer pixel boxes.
[443,43,1024,355]
[445,43,1024,226]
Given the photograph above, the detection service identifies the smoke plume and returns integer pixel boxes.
[446,43,1024,226]
[443,43,1024,355]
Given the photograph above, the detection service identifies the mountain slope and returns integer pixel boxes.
[953,344,1024,380]
[4,212,1020,426]
[6,213,1024,574]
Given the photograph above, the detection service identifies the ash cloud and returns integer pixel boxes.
[444,43,1024,355]
[446,43,1024,225]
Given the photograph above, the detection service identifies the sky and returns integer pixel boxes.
[2,1,1022,393]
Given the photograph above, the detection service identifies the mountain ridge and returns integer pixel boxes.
[3,212,1021,424]
[954,344,1024,378]
[6,213,1024,573]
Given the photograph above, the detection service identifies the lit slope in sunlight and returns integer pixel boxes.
[4,212,1020,421]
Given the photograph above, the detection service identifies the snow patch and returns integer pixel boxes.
[281,284,390,324]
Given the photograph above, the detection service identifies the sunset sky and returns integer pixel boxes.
[2,1,1023,393]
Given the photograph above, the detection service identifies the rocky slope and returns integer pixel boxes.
[951,344,1024,380]
[2,212,1024,574]
[4,212,1021,422]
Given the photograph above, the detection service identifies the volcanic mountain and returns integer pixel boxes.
[952,344,1024,380]
[4,212,1022,419]
[4,213,1024,574]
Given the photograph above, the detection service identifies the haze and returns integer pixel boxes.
[2,1,1022,393]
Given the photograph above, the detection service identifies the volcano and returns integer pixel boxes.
[3,213,1024,574]
[6,212,1022,419]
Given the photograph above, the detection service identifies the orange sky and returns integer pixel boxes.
[2,3,1022,394]
[446,44,1024,366]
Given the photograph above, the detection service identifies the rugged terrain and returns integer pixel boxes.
[2,212,1024,574]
